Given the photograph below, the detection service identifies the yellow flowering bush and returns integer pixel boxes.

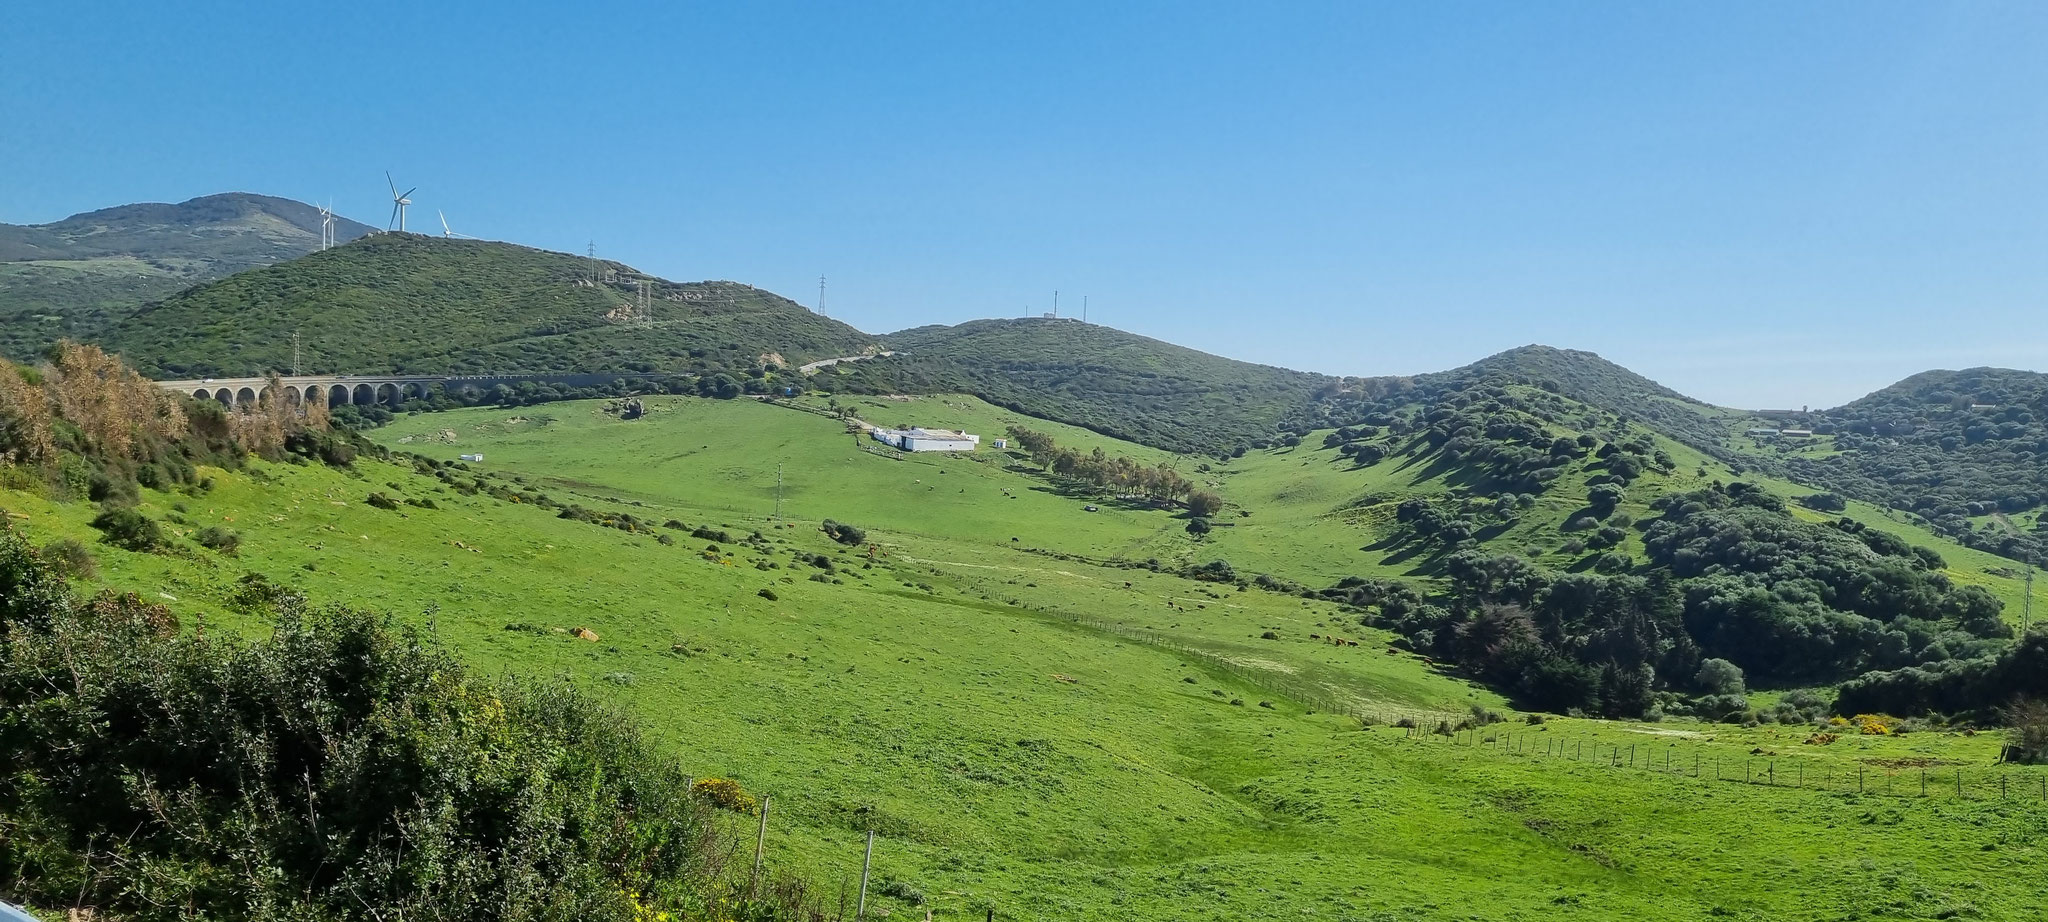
[692,777,759,815]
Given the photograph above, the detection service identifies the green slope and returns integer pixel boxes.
[0,192,376,360]
[834,318,1333,456]
[102,233,878,379]
[12,400,2048,918]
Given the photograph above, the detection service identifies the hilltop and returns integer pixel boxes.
[101,232,877,379]
[1735,366,2048,564]
[834,317,1334,455]
[0,192,375,360]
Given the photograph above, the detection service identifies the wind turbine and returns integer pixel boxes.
[438,210,477,239]
[317,199,336,249]
[386,172,416,232]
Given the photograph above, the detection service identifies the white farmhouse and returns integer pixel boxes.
[871,427,980,452]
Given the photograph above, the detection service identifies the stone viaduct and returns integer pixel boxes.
[154,373,671,409]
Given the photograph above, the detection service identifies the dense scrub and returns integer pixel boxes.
[1762,367,2048,564]
[1335,481,2013,719]
[0,530,824,921]
[1288,345,1736,458]
[103,234,873,381]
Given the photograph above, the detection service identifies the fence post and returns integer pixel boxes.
[1694,751,1700,777]
[856,830,875,919]
[1768,762,1774,786]
[1921,768,1927,797]
[1628,744,1635,768]
[1858,766,1864,793]
[1715,756,1721,780]
[750,795,771,899]
[2002,776,2008,800]
[1957,770,1963,798]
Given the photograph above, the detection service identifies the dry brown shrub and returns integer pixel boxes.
[0,360,56,465]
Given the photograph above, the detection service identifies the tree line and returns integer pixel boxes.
[1005,427,1222,514]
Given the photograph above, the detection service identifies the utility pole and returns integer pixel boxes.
[1083,295,1088,324]
[1053,290,1059,318]
[2026,564,2035,634]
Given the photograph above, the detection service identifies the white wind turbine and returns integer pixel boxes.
[386,172,416,232]
[438,210,477,239]
[317,199,336,249]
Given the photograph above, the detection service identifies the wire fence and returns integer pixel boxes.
[1393,724,2048,803]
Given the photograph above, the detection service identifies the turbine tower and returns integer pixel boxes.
[386,172,416,232]
[317,200,336,250]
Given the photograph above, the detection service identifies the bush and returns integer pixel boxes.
[758,588,779,601]
[38,537,96,579]
[822,519,866,546]
[89,507,165,552]
[194,525,241,555]
[1185,559,1236,583]
[691,777,759,815]
[0,528,813,921]
[365,491,401,510]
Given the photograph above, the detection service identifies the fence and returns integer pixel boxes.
[1393,724,2048,803]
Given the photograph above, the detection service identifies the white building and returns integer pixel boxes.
[871,427,980,452]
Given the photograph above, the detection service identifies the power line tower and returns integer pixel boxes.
[291,331,302,376]
[587,241,598,286]
[817,275,826,315]
[774,462,783,520]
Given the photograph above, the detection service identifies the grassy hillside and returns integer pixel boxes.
[834,318,1332,456]
[0,193,375,361]
[9,393,2048,917]
[102,233,878,379]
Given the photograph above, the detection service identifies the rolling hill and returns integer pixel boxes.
[101,232,878,379]
[834,318,1335,455]
[0,192,376,360]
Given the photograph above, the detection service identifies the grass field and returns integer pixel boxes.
[7,394,2048,918]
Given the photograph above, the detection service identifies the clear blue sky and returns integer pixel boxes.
[6,1,2047,408]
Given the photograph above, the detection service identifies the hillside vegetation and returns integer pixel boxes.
[1739,367,2048,565]
[103,233,877,379]
[6,350,2048,916]
[0,193,374,361]
[836,318,1332,455]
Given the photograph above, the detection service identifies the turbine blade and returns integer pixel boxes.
[387,172,397,197]
[402,187,418,199]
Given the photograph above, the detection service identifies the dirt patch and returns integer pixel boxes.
[1623,727,1707,739]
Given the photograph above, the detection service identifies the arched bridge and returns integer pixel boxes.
[154,373,671,409]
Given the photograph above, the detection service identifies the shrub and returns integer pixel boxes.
[821,519,866,546]
[757,588,779,601]
[365,491,401,510]
[89,507,165,552]
[692,526,733,543]
[0,529,807,921]
[38,537,96,579]
[194,525,241,555]
[691,777,759,815]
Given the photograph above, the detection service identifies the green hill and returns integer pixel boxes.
[0,193,376,360]
[831,318,1333,455]
[1728,367,2048,565]
[102,232,878,379]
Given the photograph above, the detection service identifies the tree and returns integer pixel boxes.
[1185,517,1211,538]
[1186,490,1224,517]
[2002,697,2048,764]
[1695,657,1746,695]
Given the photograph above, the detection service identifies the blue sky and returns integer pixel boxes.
[6,2,2047,408]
